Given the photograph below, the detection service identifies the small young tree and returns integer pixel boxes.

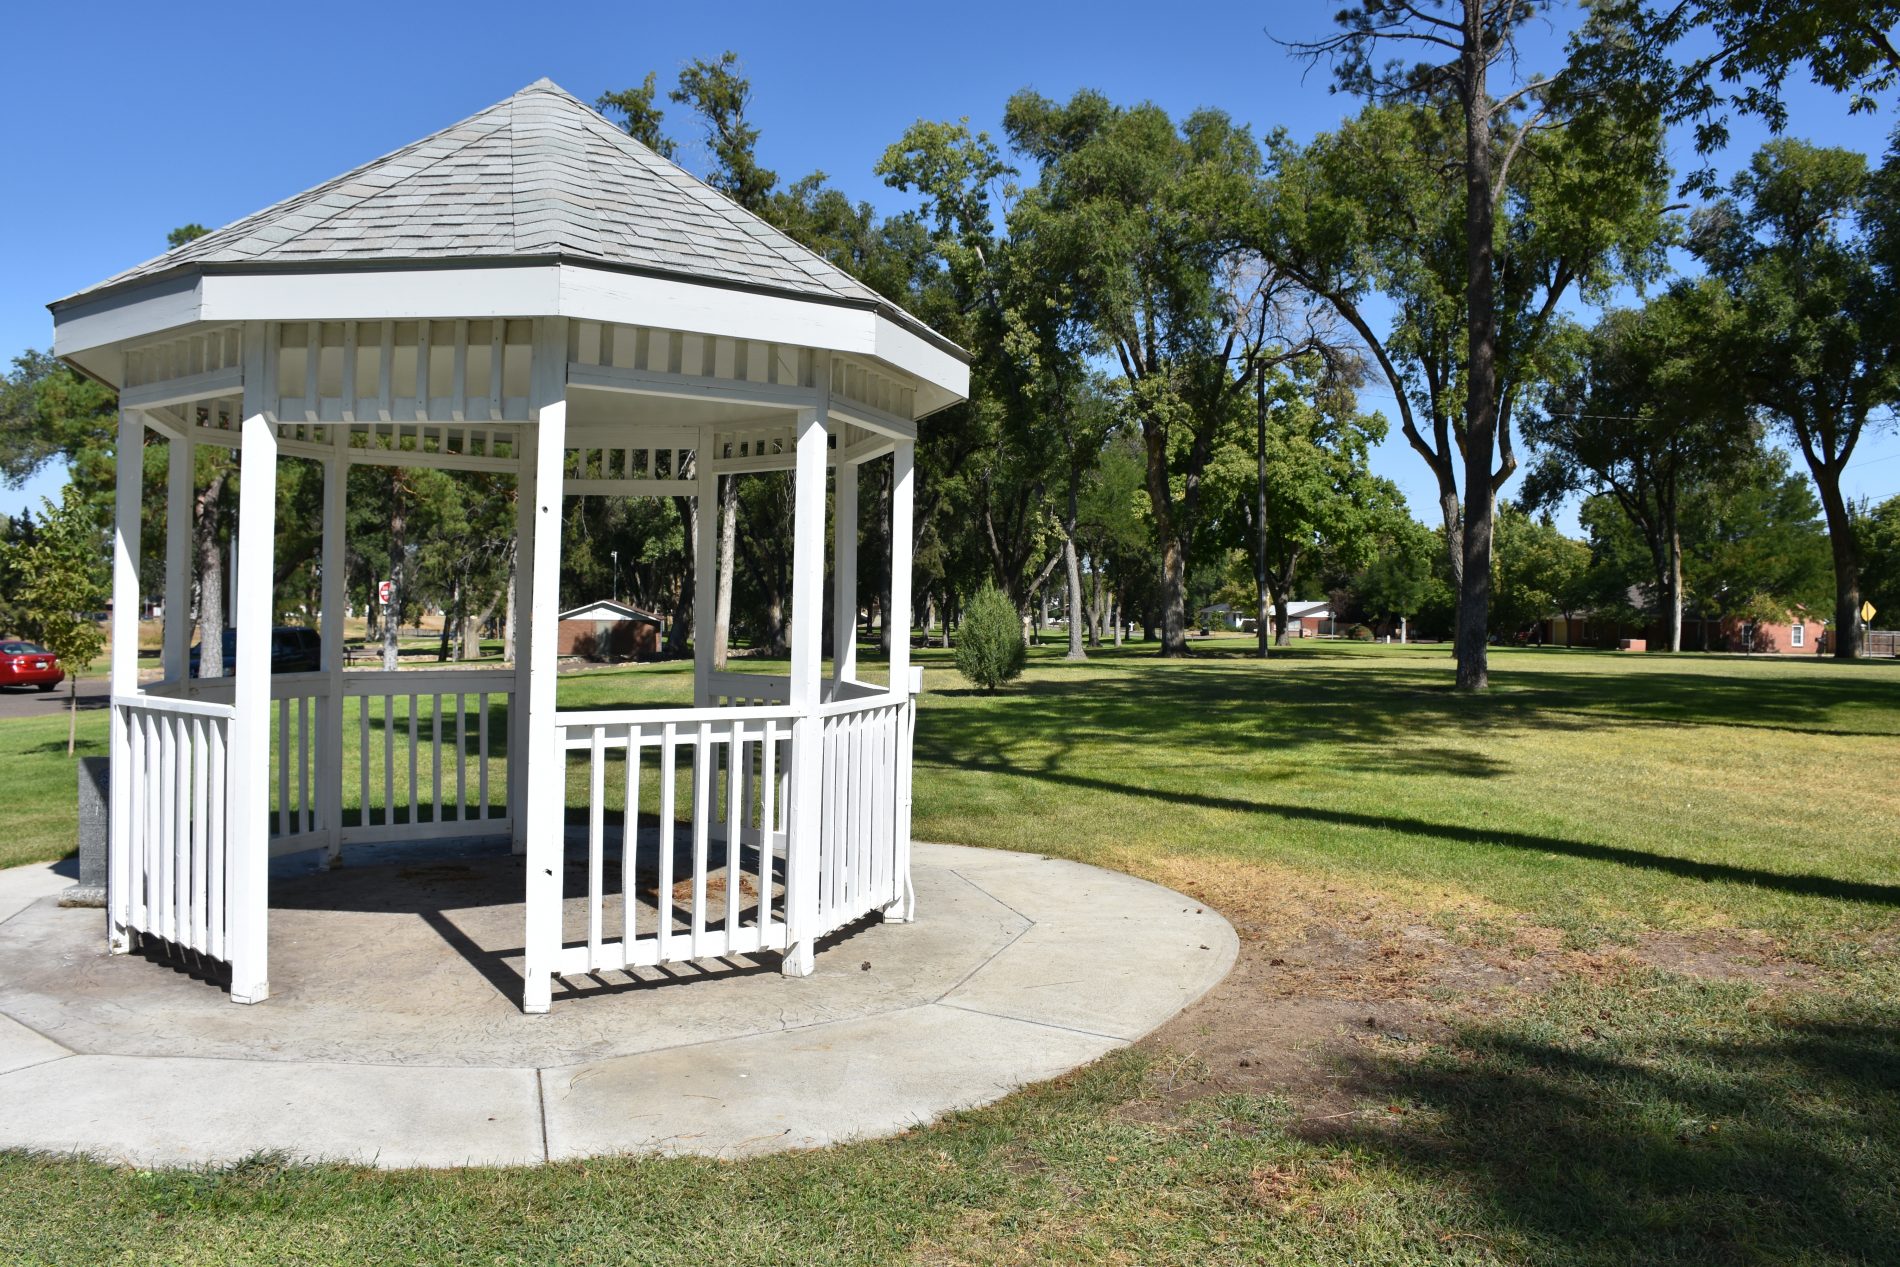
[954,586,1027,692]
[7,487,108,754]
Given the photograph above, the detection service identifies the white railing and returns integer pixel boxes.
[146,668,515,852]
[544,686,916,983]
[552,705,797,976]
[343,669,514,845]
[110,693,233,959]
[815,694,913,932]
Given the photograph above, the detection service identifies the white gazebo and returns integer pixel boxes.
[50,79,968,1013]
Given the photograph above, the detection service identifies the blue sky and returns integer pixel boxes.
[3,0,1895,526]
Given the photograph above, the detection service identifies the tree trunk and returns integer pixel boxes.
[1274,591,1292,648]
[68,678,78,756]
[1062,530,1086,661]
[1158,534,1190,656]
[502,542,518,664]
[383,481,405,672]
[438,578,456,662]
[1453,8,1498,692]
[712,474,737,670]
[1816,474,1862,658]
[667,494,695,658]
[1254,368,1272,659]
[1665,522,1684,654]
[194,469,228,677]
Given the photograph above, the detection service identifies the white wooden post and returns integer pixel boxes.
[161,429,193,683]
[318,425,348,864]
[692,427,717,707]
[510,424,536,856]
[783,383,830,977]
[227,328,276,1004]
[887,439,917,922]
[107,408,145,954]
[889,442,914,695]
[520,318,568,1014]
[832,458,858,689]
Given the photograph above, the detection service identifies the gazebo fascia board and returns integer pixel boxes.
[54,261,969,418]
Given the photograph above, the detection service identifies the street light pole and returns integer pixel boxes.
[610,550,618,604]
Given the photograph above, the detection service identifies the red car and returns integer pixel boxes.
[0,641,64,692]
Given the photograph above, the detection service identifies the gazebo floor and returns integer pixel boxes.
[0,842,1233,1167]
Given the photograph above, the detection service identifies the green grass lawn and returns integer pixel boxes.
[3,641,1897,1265]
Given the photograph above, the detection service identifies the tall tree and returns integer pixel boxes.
[1523,282,1757,650]
[1000,91,1345,654]
[1283,0,1670,688]
[3,487,107,753]
[1692,139,1900,656]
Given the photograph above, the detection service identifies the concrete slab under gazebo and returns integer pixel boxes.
[0,844,1238,1165]
[49,79,969,1015]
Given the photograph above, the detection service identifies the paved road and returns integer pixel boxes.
[0,676,110,721]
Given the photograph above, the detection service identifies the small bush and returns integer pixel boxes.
[955,587,1027,692]
[1349,624,1375,642]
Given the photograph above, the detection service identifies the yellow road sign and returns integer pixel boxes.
[1863,601,1878,623]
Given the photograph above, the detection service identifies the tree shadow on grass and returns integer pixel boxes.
[930,753,1900,908]
[1326,995,1900,1264]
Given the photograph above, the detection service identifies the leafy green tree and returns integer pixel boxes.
[1591,0,1900,193]
[5,487,107,753]
[1683,448,1834,629]
[1523,283,1758,650]
[1349,514,1438,635]
[595,73,675,158]
[880,114,1091,640]
[1281,1,1671,689]
[1490,504,1591,640]
[998,90,1348,656]
[953,585,1027,692]
[1692,138,1900,656]
[1240,366,1390,645]
[1862,494,1900,628]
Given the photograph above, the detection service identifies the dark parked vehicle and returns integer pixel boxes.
[0,641,64,692]
[188,627,322,676]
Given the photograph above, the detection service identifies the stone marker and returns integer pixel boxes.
[61,756,108,908]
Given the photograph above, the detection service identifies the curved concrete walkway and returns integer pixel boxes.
[0,843,1234,1168]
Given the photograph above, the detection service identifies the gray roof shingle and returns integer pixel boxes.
[58,79,954,352]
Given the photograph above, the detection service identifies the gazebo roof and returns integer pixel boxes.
[54,79,949,352]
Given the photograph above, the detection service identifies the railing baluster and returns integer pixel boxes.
[191,716,209,952]
[407,693,419,825]
[208,717,226,961]
[358,690,370,831]
[382,693,395,828]
[171,714,188,943]
[431,693,444,824]
[298,694,311,834]
[658,723,678,960]
[157,711,175,944]
[276,692,289,837]
[691,722,711,958]
[624,727,641,948]
[588,726,605,970]
[726,728,743,936]
[855,713,871,914]
[478,693,491,819]
[455,692,467,820]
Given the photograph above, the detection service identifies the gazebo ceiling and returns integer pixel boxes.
[50,79,967,409]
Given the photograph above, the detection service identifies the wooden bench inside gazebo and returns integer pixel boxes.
[49,79,969,1013]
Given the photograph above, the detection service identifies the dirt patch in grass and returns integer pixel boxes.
[1127,856,1815,1129]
